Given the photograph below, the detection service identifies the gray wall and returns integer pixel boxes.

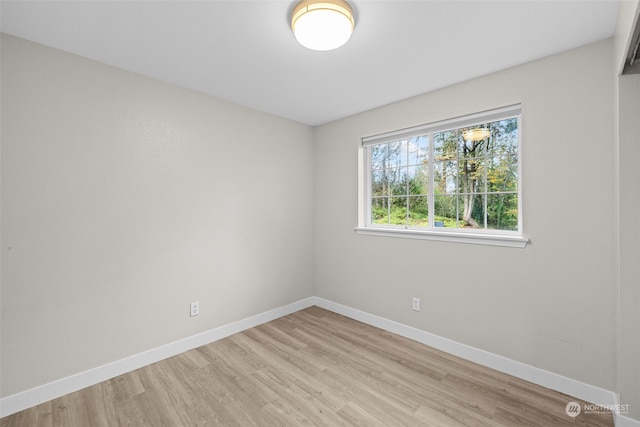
[0,34,314,396]
[313,39,617,391]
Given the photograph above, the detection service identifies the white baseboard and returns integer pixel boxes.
[617,414,640,427]
[311,297,618,410]
[3,296,634,426]
[610,394,640,427]
[0,297,315,418]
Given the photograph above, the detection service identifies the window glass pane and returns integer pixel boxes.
[407,166,428,195]
[434,131,457,161]
[408,136,428,166]
[487,193,518,230]
[388,141,404,168]
[487,155,518,192]
[488,118,518,155]
[371,143,388,170]
[457,159,485,193]
[371,197,389,224]
[461,123,490,141]
[460,137,486,159]
[389,166,406,196]
[434,161,457,195]
[390,196,408,225]
[458,194,485,228]
[408,196,428,226]
[400,139,409,164]
[371,169,388,197]
[434,195,457,227]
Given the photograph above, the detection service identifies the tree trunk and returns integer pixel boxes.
[461,158,480,228]
[462,194,479,228]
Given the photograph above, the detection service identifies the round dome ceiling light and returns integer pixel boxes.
[291,0,355,51]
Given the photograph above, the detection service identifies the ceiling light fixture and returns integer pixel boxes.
[291,0,355,51]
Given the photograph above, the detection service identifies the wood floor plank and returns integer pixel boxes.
[414,403,470,427]
[0,402,52,427]
[1,307,614,426]
[336,401,388,427]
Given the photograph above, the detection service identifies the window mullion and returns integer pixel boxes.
[387,143,391,225]
[365,146,372,226]
[428,132,435,228]
[484,142,488,229]
[405,142,410,226]
[517,115,523,233]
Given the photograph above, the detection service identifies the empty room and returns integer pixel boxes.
[1,0,639,426]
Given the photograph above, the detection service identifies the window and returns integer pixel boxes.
[357,105,528,248]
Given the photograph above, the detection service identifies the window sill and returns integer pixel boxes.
[354,227,530,248]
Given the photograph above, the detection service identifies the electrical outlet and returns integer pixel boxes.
[412,297,421,312]
[190,301,199,317]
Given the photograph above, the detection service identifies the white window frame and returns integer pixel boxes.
[355,105,529,248]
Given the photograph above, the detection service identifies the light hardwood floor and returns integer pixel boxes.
[1,306,613,426]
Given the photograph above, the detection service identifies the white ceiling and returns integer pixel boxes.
[0,0,620,126]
